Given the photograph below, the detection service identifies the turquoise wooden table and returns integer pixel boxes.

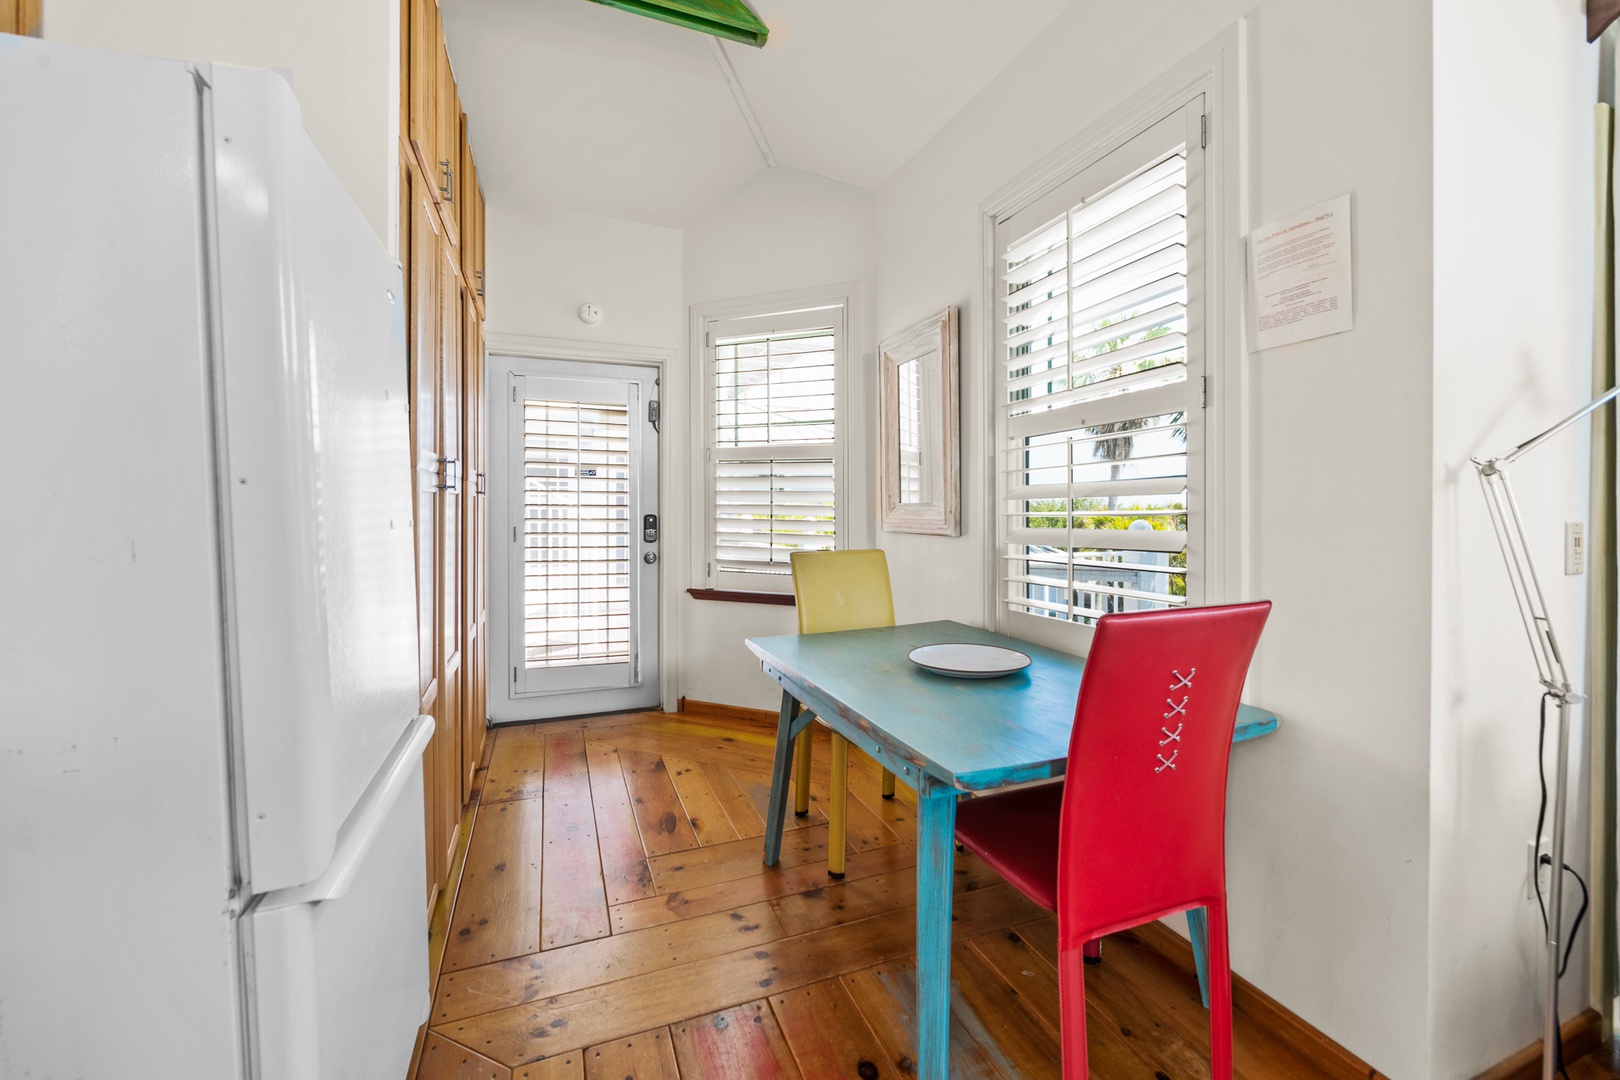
[745,619,1278,1080]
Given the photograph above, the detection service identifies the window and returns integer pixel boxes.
[520,396,631,669]
[995,100,1206,639]
[702,302,846,592]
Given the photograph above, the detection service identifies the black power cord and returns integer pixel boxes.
[1534,692,1592,1080]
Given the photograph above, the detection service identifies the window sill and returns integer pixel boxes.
[686,588,795,606]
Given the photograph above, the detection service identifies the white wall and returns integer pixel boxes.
[874,3,1439,1074]
[482,201,685,718]
[679,168,877,707]
[44,0,401,254]
[1429,1,1598,1075]
[484,202,685,347]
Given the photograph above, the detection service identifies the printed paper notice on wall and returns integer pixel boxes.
[1247,194,1354,351]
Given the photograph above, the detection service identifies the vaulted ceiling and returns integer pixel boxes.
[440,0,1075,227]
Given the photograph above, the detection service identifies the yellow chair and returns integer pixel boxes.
[789,549,898,877]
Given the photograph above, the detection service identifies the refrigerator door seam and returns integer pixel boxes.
[190,59,258,1080]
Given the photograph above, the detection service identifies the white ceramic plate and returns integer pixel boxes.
[907,643,1032,679]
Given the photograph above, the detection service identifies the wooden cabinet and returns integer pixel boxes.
[407,160,456,902]
[0,0,41,36]
[402,0,487,910]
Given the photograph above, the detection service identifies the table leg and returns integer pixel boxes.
[794,728,813,816]
[1187,906,1212,1008]
[763,690,802,867]
[915,779,957,1080]
[828,734,848,878]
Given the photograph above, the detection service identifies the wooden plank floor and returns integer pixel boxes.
[410,710,1356,1080]
[1571,1042,1620,1079]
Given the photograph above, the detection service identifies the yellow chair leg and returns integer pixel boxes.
[881,767,896,800]
[794,727,813,817]
[829,734,849,878]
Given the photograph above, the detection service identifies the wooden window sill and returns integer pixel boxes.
[686,588,795,606]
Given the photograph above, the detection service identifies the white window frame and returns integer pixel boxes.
[979,25,1248,653]
[691,284,862,595]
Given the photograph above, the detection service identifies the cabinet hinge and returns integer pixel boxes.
[1200,114,1208,149]
[1200,375,1208,409]
[705,331,712,348]
[512,525,517,542]
[512,666,517,683]
[511,385,517,403]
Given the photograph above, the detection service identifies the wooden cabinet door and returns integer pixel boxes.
[438,244,465,840]
[460,292,486,800]
[407,162,447,902]
[407,0,438,183]
[457,118,486,318]
[435,32,461,247]
[459,113,477,286]
[470,166,485,312]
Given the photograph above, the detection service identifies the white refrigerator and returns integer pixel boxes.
[0,36,432,1080]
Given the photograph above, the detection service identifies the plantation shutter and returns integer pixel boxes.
[997,101,1205,631]
[707,306,842,589]
[521,396,632,668]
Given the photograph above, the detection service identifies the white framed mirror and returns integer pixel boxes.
[879,307,959,535]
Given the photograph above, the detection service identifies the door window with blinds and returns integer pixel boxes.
[703,305,844,592]
[995,100,1206,645]
[509,367,658,703]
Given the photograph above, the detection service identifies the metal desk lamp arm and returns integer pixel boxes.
[1474,466,1574,697]
[1470,383,1617,1080]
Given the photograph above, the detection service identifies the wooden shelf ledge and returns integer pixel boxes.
[686,588,795,606]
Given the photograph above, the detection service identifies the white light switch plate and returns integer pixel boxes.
[1565,522,1585,575]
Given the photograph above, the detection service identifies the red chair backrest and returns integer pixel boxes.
[1056,601,1271,948]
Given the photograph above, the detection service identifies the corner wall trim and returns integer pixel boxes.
[677,697,780,725]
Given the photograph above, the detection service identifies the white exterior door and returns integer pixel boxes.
[502,360,660,718]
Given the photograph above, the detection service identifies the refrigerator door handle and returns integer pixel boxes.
[255,714,435,911]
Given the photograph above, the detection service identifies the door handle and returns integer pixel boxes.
[437,457,460,493]
[255,714,434,909]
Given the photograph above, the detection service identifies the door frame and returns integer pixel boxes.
[484,333,677,723]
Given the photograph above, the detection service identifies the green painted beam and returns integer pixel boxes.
[587,0,769,47]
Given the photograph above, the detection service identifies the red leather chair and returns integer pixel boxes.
[953,601,1271,1079]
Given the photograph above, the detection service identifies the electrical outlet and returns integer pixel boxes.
[1566,522,1585,575]
[1527,838,1552,900]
